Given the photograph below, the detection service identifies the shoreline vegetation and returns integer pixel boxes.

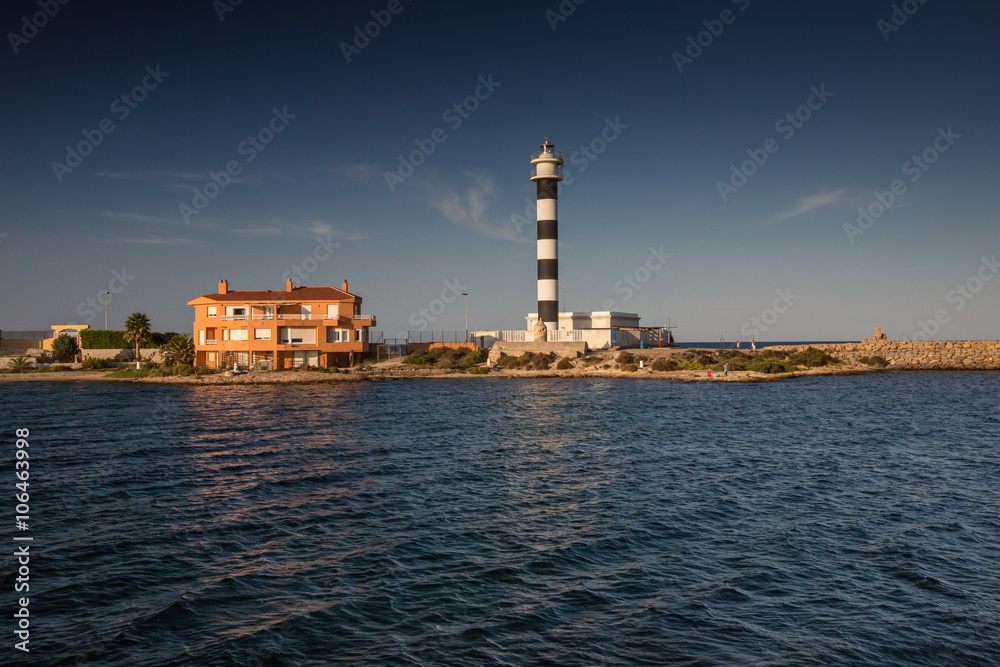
[1,345,993,385]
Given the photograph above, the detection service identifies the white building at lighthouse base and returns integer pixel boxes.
[473,310,665,350]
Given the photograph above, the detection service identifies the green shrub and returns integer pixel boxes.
[788,347,840,368]
[82,329,172,349]
[581,355,600,366]
[51,334,80,362]
[617,352,635,365]
[651,358,677,372]
[459,349,486,367]
[677,360,705,371]
[194,365,214,376]
[858,355,889,368]
[745,358,796,374]
[48,364,72,372]
[402,352,433,365]
[556,357,573,370]
[467,366,490,374]
[530,352,553,370]
[82,357,108,369]
[620,363,639,372]
[174,364,194,376]
[494,354,522,369]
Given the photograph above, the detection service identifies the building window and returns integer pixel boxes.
[279,327,316,345]
[208,352,215,363]
[254,328,271,340]
[207,306,217,318]
[225,306,247,320]
[327,304,337,319]
[354,329,361,342]
[222,329,228,341]
[362,328,368,343]
[231,329,248,341]
[326,328,350,343]
[199,330,205,345]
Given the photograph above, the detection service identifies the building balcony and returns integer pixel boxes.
[205,339,218,345]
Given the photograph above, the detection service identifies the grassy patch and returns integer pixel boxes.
[616,352,635,365]
[677,360,705,371]
[620,363,639,372]
[858,355,889,367]
[787,347,840,368]
[105,367,150,378]
[403,347,484,369]
[556,357,573,370]
[651,358,677,372]
[467,366,490,374]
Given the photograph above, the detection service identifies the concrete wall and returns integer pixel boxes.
[0,339,47,349]
[766,340,1000,370]
[488,341,588,362]
[82,348,164,363]
[1,348,163,367]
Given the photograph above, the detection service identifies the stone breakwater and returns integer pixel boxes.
[767,341,1000,370]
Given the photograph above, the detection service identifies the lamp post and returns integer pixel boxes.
[561,285,565,312]
[462,292,468,343]
[104,291,110,330]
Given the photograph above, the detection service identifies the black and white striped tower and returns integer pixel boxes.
[530,139,564,331]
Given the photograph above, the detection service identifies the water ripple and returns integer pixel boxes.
[3,373,999,665]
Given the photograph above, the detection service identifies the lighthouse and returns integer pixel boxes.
[530,139,564,331]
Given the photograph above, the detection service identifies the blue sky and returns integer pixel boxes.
[2,0,998,342]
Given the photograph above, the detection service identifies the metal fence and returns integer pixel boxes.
[405,331,471,343]
[0,330,53,340]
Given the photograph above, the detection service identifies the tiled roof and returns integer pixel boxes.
[197,286,355,302]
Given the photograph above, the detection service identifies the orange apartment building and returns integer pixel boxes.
[188,278,376,370]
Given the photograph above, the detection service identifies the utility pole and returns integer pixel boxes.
[104,291,110,330]
[462,292,468,343]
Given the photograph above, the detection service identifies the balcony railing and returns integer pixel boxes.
[218,313,369,321]
[205,339,218,345]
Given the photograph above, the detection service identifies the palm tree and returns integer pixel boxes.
[123,312,151,370]
[161,334,195,366]
[7,356,32,373]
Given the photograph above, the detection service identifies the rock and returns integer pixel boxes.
[865,327,889,342]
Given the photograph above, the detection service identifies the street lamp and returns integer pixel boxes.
[462,293,468,343]
[561,286,565,312]
[104,291,110,330]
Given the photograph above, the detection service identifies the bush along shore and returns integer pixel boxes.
[2,342,997,384]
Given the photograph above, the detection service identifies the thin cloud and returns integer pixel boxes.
[230,219,365,242]
[99,170,252,191]
[424,173,530,243]
[102,210,217,230]
[769,188,846,224]
[111,237,198,245]
[329,162,385,187]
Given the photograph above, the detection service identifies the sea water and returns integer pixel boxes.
[2,373,999,665]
